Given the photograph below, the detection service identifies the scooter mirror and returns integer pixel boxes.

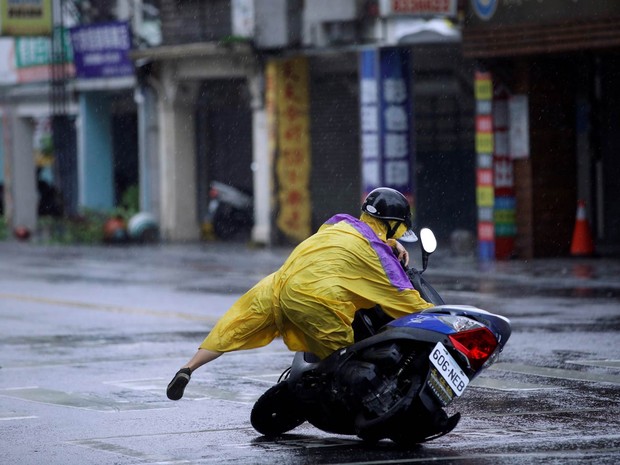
[420,228,437,254]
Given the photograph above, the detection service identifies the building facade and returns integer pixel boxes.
[2,0,484,254]
[133,0,475,245]
[463,0,620,257]
[0,1,144,236]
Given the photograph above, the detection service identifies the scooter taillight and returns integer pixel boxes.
[448,327,498,370]
[209,187,219,199]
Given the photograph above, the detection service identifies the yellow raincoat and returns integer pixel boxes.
[200,213,433,359]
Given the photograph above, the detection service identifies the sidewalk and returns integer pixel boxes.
[429,250,620,293]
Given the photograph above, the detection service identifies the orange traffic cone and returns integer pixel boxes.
[570,200,594,256]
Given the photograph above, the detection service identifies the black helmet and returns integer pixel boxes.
[362,187,412,226]
[362,188,416,241]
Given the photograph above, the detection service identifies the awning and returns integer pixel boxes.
[463,16,620,58]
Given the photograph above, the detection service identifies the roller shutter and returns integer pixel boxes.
[309,66,360,231]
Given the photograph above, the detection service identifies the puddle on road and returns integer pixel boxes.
[0,387,172,411]
[491,362,620,385]
[106,378,263,404]
[470,377,552,391]
[0,331,209,347]
[567,359,620,369]
[0,410,37,421]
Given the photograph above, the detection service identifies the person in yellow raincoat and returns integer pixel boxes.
[167,187,433,400]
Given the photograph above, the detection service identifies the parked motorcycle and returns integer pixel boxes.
[250,228,511,446]
[205,181,253,240]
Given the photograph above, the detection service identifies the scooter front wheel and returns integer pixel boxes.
[251,382,305,437]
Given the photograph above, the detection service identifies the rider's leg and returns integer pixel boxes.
[167,274,277,401]
[184,348,222,371]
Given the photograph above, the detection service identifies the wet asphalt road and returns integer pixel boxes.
[0,241,619,464]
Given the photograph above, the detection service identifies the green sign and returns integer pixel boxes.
[14,28,72,68]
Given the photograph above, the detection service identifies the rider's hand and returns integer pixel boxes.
[387,239,409,267]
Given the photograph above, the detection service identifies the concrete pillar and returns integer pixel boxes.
[158,66,200,241]
[249,71,272,245]
[0,119,4,202]
[511,60,534,259]
[78,93,114,210]
[4,111,37,233]
[136,84,160,218]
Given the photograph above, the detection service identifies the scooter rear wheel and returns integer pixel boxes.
[251,382,305,437]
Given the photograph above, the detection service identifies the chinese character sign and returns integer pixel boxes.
[475,70,495,261]
[493,87,516,259]
[69,22,133,79]
[380,0,458,17]
[0,0,52,36]
[0,32,74,85]
[273,56,312,243]
[359,47,413,204]
[475,71,517,261]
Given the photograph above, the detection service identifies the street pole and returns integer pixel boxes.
[50,0,78,216]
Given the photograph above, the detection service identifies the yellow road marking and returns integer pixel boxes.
[0,292,217,323]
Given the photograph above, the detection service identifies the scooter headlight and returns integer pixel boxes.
[437,315,485,332]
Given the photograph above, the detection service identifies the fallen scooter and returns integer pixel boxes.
[250,228,511,446]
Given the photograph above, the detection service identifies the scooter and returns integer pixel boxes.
[205,181,253,240]
[250,229,511,446]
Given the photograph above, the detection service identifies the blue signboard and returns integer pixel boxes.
[69,21,133,79]
[359,47,413,200]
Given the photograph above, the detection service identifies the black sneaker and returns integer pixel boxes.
[167,368,191,400]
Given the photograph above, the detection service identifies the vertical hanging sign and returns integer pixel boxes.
[475,71,495,261]
[493,87,516,259]
[274,56,312,243]
[360,48,381,196]
[360,47,414,206]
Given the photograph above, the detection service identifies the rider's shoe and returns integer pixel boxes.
[167,368,191,400]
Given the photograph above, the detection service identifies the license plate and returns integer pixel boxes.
[429,342,469,397]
